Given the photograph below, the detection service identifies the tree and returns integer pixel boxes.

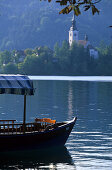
[19,54,44,75]
[58,40,70,73]
[24,48,33,55]
[0,50,12,65]
[44,0,101,15]
[2,63,18,74]
[68,42,90,75]
[54,42,60,58]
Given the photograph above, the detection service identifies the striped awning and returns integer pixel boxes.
[0,75,34,95]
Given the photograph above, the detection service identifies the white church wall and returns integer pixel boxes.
[90,49,99,59]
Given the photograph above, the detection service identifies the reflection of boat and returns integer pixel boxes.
[0,146,75,169]
[0,75,77,152]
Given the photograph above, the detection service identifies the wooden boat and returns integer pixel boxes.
[0,75,77,152]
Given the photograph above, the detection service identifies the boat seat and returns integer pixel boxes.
[35,118,56,125]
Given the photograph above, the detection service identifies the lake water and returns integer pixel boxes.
[0,76,112,169]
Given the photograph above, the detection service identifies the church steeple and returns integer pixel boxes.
[69,12,79,46]
[72,12,77,31]
[85,34,88,41]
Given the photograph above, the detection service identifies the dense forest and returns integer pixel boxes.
[0,0,111,50]
[0,0,112,75]
[0,41,112,76]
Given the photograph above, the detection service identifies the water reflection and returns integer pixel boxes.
[0,147,75,170]
[0,80,112,169]
[68,82,74,118]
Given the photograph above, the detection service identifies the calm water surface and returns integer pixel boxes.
[0,78,112,169]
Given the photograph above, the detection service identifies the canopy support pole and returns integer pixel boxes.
[23,95,26,134]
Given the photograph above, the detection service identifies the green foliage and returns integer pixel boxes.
[0,41,112,76]
[54,42,60,58]
[69,42,90,75]
[24,48,33,56]
[45,0,100,15]
[0,0,111,50]
[0,50,12,65]
[20,54,42,75]
[2,63,18,74]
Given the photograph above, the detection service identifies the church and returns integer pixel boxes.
[69,13,98,59]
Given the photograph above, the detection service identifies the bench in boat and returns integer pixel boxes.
[0,118,58,134]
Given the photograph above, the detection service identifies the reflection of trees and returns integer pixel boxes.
[69,82,90,111]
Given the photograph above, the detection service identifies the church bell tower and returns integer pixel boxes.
[69,13,79,46]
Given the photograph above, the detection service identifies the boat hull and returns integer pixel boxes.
[0,117,77,152]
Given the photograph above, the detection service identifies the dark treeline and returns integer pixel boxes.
[0,40,112,76]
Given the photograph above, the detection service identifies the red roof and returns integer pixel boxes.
[78,40,87,46]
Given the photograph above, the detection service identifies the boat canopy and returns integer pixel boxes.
[0,75,34,95]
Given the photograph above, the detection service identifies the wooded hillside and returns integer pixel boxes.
[0,0,111,50]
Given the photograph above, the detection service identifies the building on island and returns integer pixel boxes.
[69,13,98,59]
[69,13,79,46]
